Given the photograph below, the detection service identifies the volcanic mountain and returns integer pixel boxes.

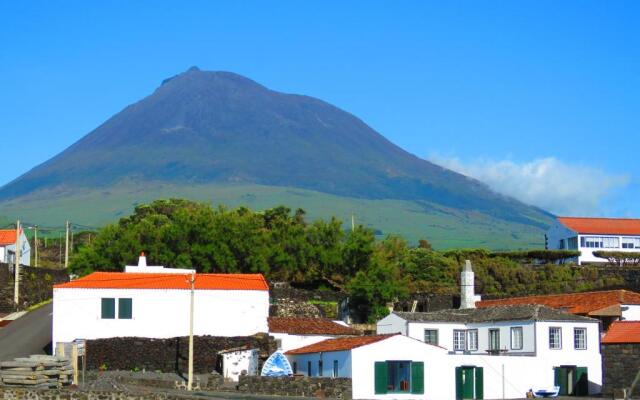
[0,67,553,248]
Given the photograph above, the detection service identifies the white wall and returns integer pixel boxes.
[376,313,408,335]
[222,349,259,382]
[52,288,269,348]
[351,335,449,400]
[1,232,31,266]
[622,305,640,321]
[406,321,466,350]
[576,234,640,264]
[271,332,340,353]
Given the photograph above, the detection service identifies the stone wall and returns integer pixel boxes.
[238,375,352,399]
[602,343,640,396]
[0,388,207,400]
[0,263,68,313]
[270,287,347,319]
[86,335,276,375]
[392,293,457,313]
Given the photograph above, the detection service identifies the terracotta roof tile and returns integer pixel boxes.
[602,321,640,344]
[0,229,18,246]
[285,334,397,355]
[477,290,640,316]
[54,272,269,291]
[558,217,640,235]
[268,317,360,336]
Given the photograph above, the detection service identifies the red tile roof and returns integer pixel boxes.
[477,290,640,316]
[268,317,360,336]
[602,321,640,344]
[558,217,640,235]
[0,230,18,245]
[54,272,269,291]
[286,334,397,355]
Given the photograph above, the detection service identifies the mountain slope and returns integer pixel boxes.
[0,67,553,248]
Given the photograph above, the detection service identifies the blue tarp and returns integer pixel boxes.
[260,351,293,377]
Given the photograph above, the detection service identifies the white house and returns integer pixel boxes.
[268,317,360,352]
[546,216,640,264]
[52,255,269,350]
[0,229,30,266]
[285,334,447,399]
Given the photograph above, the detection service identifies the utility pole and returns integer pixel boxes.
[14,220,21,306]
[64,221,70,269]
[351,213,355,231]
[187,272,196,391]
[34,225,38,268]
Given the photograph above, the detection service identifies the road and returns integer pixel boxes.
[0,303,52,361]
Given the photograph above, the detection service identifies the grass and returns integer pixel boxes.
[0,182,550,250]
[25,299,52,312]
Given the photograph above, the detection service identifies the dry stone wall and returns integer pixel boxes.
[86,335,276,374]
[238,375,352,399]
[602,343,640,396]
[0,263,68,313]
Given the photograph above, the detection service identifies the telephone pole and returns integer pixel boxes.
[14,220,21,305]
[34,225,39,268]
[187,272,196,391]
[64,221,70,269]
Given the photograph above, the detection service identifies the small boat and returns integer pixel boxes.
[260,351,293,377]
[533,386,560,398]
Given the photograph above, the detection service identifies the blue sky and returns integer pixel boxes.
[1,1,638,216]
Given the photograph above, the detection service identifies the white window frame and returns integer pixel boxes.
[453,329,466,351]
[510,327,523,350]
[574,328,587,350]
[549,327,562,350]
[467,329,478,351]
[622,237,640,249]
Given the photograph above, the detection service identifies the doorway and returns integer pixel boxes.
[456,366,483,399]
[554,366,588,396]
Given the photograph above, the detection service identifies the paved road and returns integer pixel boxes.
[0,303,52,361]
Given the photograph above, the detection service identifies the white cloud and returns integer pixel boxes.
[429,155,630,216]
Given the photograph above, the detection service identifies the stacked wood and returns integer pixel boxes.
[0,355,73,389]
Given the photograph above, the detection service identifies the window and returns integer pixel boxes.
[510,327,523,350]
[549,327,562,349]
[318,361,323,377]
[424,329,438,345]
[101,298,115,319]
[275,339,282,350]
[489,329,500,351]
[559,239,566,249]
[622,237,640,249]
[574,328,587,350]
[118,298,132,319]
[388,361,411,392]
[293,362,297,374]
[467,330,478,351]
[333,360,339,378]
[453,330,466,351]
[307,361,312,376]
[568,237,578,249]
[374,361,424,394]
[580,236,619,249]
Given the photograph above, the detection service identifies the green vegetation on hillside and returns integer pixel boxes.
[0,182,548,250]
[71,199,622,322]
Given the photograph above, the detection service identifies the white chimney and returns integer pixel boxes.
[138,252,147,268]
[460,259,476,309]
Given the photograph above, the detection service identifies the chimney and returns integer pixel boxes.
[460,259,476,309]
[138,252,147,268]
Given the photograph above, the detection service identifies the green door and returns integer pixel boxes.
[554,367,569,396]
[575,367,588,396]
[456,367,476,399]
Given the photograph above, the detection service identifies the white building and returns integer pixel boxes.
[546,216,640,264]
[0,229,30,266]
[268,317,360,352]
[375,306,601,398]
[52,256,269,350]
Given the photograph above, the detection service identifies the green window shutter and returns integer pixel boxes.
[455,367,463,400]
[411,362,424,394]
[575,367,588,396]
[374,362,388,394]
[101,298,115,319]
[474,367,484,399]
[118,298,132,319]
